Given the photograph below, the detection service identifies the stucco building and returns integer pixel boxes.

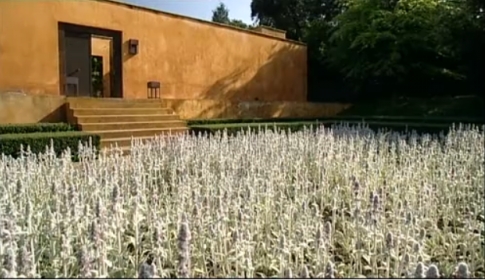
[0,0,308,102]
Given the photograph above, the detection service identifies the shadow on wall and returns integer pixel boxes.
[168,44,312,118]
[204,44,305,102]
[161,98,352,119]
[0,91,67,124]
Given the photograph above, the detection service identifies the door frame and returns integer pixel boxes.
[58,22,123,98]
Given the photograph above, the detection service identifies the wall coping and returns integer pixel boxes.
[96,0,306,47]
[254,26,287,39]
[255,25,287,34]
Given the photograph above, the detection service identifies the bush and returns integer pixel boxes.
[188,118,321,126]
[189,121,463,137]
[0,131,100,159]
[0,123,76,135]
[190,122,319,136]
[187,116,484,126]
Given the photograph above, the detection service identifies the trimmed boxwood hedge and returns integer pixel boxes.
[187,116,484,126]
[0,131,100,159]
[189,121,467,137]
[190,122,319,136]
[0,123,76,135]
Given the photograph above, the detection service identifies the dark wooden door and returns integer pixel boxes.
[64,31,92,96]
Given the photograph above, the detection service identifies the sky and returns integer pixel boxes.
[123,0,254,25]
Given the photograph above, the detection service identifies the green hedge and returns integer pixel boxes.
[0,131,100,159]
[189,121,470,136]
[190,122,319,136]
[187,116,484,126]
[0,123,76,135]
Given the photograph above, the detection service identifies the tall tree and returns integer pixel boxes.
[212,3,230,24]
[250,0,484,100]
[250,0,342,40]
[326,0,477,96]
[212,3,252,29]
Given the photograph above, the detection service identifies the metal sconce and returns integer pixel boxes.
[128,39,139,55]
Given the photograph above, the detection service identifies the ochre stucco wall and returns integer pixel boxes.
[0,0,307,102]
[0,93,350,124]
[161,99,352,120]
[0,92,67,124]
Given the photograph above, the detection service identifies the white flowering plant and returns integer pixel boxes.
[0,124,483,278]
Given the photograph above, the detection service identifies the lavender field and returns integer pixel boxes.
[0,125,483,278]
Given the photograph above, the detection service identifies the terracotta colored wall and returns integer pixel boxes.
[0,92,350,124]
[0,0,307,102]
[0,92,67,124]
[161,99,352,120]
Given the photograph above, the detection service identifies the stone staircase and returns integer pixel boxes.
[66,98,188,152]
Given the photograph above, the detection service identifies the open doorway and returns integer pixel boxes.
[58,22,123,98]
[91,35,113,98]
[91,55,104,97]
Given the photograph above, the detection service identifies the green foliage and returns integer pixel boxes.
[0,131,100,159]
[338,96,485,118]
[326,0,472,93]
[250,0,485,100]
[189,121,471,137]
[0,123,76,135]
[212,3,230,24]
[92,56,104,97]
[250,0,339,40]
[229,19,251,29]
[212,2,253,29]
[190,123,319,136]
[188,115,484,126]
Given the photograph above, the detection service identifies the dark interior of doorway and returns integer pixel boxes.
[58,22,123,98]
[92,55,103,97]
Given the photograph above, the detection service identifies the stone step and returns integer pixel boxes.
[91,127,188,139]
[73,107,173,116]
[75,114,180,123]
[69,101,167,110]
[74,102,166,109]
[79,120,186,131]
[67,99,188,152]
[68,98,167,109]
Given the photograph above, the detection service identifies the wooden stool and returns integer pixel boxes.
[147,81,161,99]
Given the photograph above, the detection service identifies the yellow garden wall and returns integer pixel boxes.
[0,92,67,124]
[0,93,351,124]
[0,0,307,101]
[161,99,352,120]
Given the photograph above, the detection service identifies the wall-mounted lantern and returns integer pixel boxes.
[128,39,139,55]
